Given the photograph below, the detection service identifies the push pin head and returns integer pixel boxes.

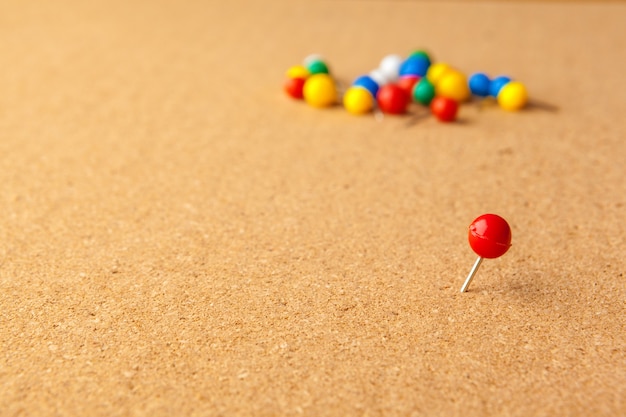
[497,81,528,111]
[468,213,512,259]
[461,214,512,292]
[376,84,410,115]
[468,72,491,98]
[489,75,512,98]
[303,74,337,108]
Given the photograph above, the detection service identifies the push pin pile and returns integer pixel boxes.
[284,51,529,122]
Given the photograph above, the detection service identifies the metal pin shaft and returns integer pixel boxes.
[460,256,483,293]
[373,104,384,122]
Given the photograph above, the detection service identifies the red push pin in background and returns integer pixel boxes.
[461,213,512,293]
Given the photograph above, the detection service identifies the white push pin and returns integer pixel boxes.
[368,68,391,88]
[378,54,403,84]
[303,53,324,67]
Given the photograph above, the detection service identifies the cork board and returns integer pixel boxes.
[1,1,624,416]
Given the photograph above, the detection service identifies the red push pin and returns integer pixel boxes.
[461,213,512,293]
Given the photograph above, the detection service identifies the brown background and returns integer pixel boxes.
[1,1,625,416]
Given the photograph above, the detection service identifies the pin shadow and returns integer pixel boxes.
[526,99,559,113]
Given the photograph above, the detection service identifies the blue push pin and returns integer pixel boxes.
[489,75,512,98]
[468,72,491,97]
[353,75,380,98]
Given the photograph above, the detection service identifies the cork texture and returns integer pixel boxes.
[0,1,625,416]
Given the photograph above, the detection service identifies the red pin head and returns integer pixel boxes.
[396,75,420,97]
[461,214,512,292]
[430,96,458,122]
[284,77,306,99]
[468,213,511,259]
[376,84,410,115]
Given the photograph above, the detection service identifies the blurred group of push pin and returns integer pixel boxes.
[284,51,529,122]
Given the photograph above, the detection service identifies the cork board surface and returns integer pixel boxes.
[1,1,625,416]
